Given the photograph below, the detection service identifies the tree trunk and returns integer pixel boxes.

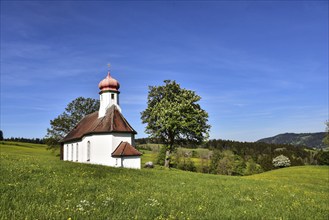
[164,149,171,168]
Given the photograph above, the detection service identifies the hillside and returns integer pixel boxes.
[1,141,328,219]
[257,132,327,149]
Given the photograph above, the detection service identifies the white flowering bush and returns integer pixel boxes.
[272,155,291,168]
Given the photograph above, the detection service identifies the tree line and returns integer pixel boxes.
[2,137,45,144]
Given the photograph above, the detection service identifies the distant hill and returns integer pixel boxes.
[257,132,327,149]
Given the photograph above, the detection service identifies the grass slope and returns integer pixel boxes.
[1,141,328,220]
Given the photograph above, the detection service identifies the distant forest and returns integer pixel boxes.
[3,137,45,144]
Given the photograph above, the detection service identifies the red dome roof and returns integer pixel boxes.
[98,71,120,92]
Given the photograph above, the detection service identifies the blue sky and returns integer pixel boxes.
[1,1,328,142]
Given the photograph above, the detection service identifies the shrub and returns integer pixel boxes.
[210,150,236,175]
[272,155,291,168]
[244,158,263,175]
[176,157,196,172]
[173,150,197,172]
[257,154,274,171]
[156,146,167,165]
[315,151,329,165]
[209,150,222,174]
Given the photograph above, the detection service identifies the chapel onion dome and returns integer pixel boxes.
[98,71,120,92]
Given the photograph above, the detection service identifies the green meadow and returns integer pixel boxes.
[1,141,328,220]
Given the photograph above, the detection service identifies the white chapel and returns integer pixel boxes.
[60,69,142,169]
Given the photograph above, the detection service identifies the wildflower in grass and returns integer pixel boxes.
[146,198,161,207]
[75,199,95,214]
[76,203,84,211]
[102,197,114,207]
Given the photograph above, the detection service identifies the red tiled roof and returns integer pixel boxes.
[61,105,137,142]
[112,141,142,157]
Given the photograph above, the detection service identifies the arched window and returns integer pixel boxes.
[76,143,79,162]
[66,145,69,160]
[71,144,73,161]
[87,141,91,162]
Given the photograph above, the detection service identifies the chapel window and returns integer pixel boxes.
[66,145,69,160]
[87,141,91,162]
[76,143,78,162]
[71,144,73,161]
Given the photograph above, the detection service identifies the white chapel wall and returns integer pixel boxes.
[63,133,140,169]
[63,141,82,162]
[81,134,111,166]
[112,133,133,152]
[122,156,141,169]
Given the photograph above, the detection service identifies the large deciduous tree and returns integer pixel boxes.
[45,97,99,149]
[141,80,210,167]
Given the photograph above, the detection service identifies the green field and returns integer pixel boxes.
[1,141,328,219]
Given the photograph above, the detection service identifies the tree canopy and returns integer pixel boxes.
[45,97,99,148]
[141,80,210,167]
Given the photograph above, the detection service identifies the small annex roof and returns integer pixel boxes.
[61,105,137,143]
[112,141,142,157]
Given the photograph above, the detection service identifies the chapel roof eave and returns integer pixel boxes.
[60,130,137,143]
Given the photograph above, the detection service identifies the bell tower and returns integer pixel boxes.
[98,66,121,118]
